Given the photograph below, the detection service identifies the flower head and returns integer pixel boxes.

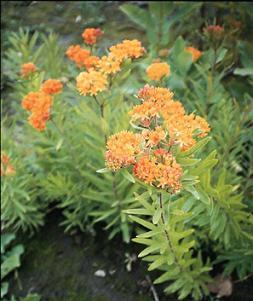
[22,91,53,131]
[41,79,63,95]
[205,25,224,34]
[82,28,103,45]
[185,47,202,62]
[146,62,170,81]
[66,45,90,68]
[133,152,183,193]
[20,62,37,77]
[109,39,145,62]
[83,56,100,70]
[105,131,142,171]
[76,70,108,96]
[98,54,121,74]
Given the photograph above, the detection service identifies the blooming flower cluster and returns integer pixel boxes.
[71,28,145,96]
[146,62,170,81]
[22,79,63,131]
[105,82,210,193]
[20,62,37,77]
[205,25,224,34]
[76,70,108,96]
[82,28,103,45]
[185,46,202,62]
[1,152,15,176]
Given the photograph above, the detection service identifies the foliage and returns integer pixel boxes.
[1,233,24,300]
[2,2,253,300]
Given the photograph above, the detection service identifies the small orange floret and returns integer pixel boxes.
[76,70,108,96]
[66,45,90,68]
[146,62,170,81]
[41,79,63,95]
[105,131,142,171]
[20,62,37,77]
[82,28,103,45]
[185,47,202,62]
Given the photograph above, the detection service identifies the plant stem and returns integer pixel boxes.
[158,193,183,273]
[50,118,84,178]
[93,96,107,143]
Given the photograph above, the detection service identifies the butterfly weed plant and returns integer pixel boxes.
[2,23,253,300]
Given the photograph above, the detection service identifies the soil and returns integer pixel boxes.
[9,211,253,301]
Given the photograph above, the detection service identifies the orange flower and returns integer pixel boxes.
[28,110,50,131]
[22,91,52,112]
[129,85,176,124]
[83,56,100,70]
[164,113,210,151]
[133,152,183,193]
[1,152,15,177]
[185,47,202,62]
[20,62,37,77]
[97,54,121,74]
[105,131,142,171]
[22,91,53,131]
[76,70,108,96]
[109,39,145,62]
[66,45,90,68]
[146,62,170,81]
[82,28,103,45]
[205,25,224,34]
[41,79,63,95]
[142,127,166,147]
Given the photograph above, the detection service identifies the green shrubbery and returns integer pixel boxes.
[1,2,253,300]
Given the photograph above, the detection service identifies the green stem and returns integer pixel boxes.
[158,193,183,273]
[50,118,84,178]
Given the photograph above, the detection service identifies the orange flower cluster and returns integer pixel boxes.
[130,85,210,151]
[109,39,145,62]
[22,78,62,131]
[20,62,37,77]
[205,25,224,34]
[105,84,210,192]
[133,151,183,192]
[105,131,142,171]
[185,47,202,62]
[22,91,52,131]
[76,70,108,96]
[66,45,91,68]
[41,79,63,95]
[1,152,15,176]
[97,54,121,75]
[82,28,103,45]
[146,62,170,81]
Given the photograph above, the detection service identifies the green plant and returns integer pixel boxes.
[101,78,252,300]
[120,2,201,54]
[1,233,24,300]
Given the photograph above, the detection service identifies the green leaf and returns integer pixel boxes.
[129,215,156,230]
[152,208,162,224]
[121,169,135,183]
[178,137,211,157]
[1,282,9,298]
[96,168,110,173]
[1,245,24,279]
[234,68,253,77]
[119,4,149,29]
[1,233,15,254]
